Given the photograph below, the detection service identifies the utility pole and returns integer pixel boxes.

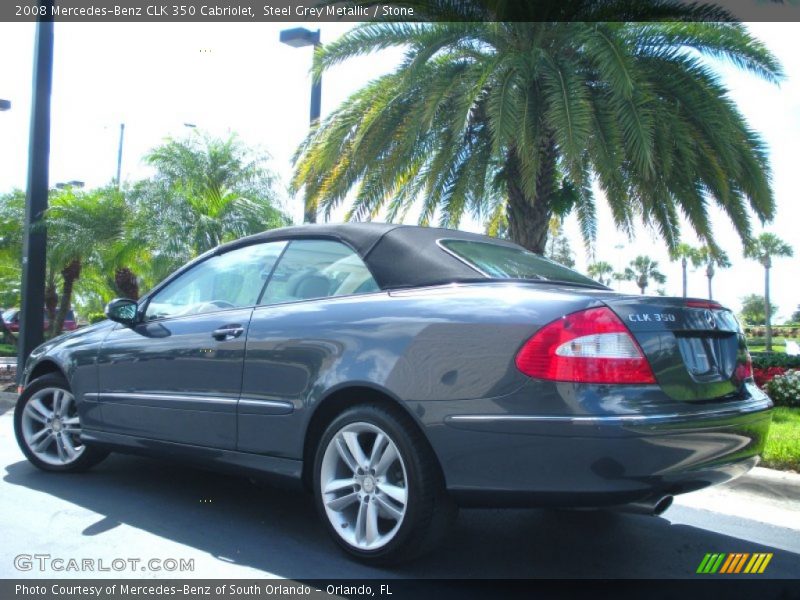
[116,122,125,189]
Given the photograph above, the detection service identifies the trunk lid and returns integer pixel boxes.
[601,296,750,402]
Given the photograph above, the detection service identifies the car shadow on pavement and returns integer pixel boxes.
[4,454,799,579]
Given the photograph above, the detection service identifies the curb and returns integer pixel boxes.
[0,392,18,410]
[726,466,800,502]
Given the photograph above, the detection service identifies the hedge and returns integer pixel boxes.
[751,353,800,369]
[744,326,800,338]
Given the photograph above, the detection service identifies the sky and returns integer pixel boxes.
[0,21,798,320]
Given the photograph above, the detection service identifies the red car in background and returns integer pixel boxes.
[2,308,77,333]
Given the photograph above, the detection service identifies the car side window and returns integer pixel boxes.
[259,239,379,305]
[145,242,287,320]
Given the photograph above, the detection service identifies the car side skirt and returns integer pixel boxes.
[80,429,303,488]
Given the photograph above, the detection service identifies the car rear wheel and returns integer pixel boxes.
[313,404,457,564]
[14,373,109,472]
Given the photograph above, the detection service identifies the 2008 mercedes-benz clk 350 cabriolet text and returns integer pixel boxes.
[15,224,772,563]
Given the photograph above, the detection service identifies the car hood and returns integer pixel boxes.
[29,319,116,360]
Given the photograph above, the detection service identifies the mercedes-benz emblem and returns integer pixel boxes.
[704,309,718,329]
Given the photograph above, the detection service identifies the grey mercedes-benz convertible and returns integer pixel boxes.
[15,223,772,563]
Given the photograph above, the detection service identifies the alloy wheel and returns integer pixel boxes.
[319,421,408,551]
[20,387,85,466]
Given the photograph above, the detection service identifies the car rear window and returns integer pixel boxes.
[439,239,602,287]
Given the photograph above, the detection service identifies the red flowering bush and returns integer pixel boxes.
[754,366,787,389]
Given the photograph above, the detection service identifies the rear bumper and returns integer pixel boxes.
[428,393,773,508]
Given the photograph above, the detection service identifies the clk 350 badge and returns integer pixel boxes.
[628,313,677,322]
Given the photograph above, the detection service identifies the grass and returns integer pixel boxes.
[746,337,799,354]
[749,344,787,353]
[0,343,15,358]
[762,407,800,472]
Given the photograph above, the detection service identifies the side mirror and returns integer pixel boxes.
[105,298,139,326]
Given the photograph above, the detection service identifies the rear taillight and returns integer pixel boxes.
[515,306,656,384]
[735,351,753,382]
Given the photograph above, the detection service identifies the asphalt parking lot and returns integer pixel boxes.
[0,396,798,580]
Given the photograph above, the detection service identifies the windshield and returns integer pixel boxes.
[440,239,604,288]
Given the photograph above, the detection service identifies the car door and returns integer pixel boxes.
[95,241,286,449]
[238,239,381,456]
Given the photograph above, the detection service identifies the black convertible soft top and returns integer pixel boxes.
[224,222,523,289]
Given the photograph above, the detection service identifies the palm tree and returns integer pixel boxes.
[44,187,126,334]
[624,256,666,295]
[696,246,731,301]
[0,189,106,339]
[293,11,780,254]
[544,219,575,267]
[745,233,793,352]
[669,243,702,297]
[0,190,24,344]
[140,132,289,270]
[587,261,614,287]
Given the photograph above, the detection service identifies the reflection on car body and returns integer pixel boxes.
[15,223,772,564]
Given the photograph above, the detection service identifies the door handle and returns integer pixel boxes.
[212,325,244,340]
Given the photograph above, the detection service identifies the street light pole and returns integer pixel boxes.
[115,122,125,190]
[280,27,322,223]
[18,9,55,383]
[309,44,321,125]
[55,181,85,189]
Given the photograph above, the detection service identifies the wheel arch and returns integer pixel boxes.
[301,383,443,491]
[26,359,66,386]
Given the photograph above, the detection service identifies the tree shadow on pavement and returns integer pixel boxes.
[4,454,799,579]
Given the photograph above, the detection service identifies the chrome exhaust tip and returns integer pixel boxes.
[614,494,674,516]
[653,495,674,516]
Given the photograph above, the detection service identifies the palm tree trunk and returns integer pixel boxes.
[44,271,58,325]
[706,263,714,300]
[114,267,140,300]
[765,262,772,353]
[681,257,687,297]
[637,274,648,295]
[505,138,556,255]
[0,318,16,346]
[53,259,81,335]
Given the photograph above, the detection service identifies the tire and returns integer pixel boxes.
[14,373,109,472]
[313,403,457,564]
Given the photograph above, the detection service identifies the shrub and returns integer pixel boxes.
[745,326,800,338]
[765,370,800,408]
[88,313,107,324]
[751,353,800,370]
[754,366,787,388]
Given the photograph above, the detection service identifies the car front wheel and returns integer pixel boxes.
[313,404,456,564]
[14,373,109,472]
